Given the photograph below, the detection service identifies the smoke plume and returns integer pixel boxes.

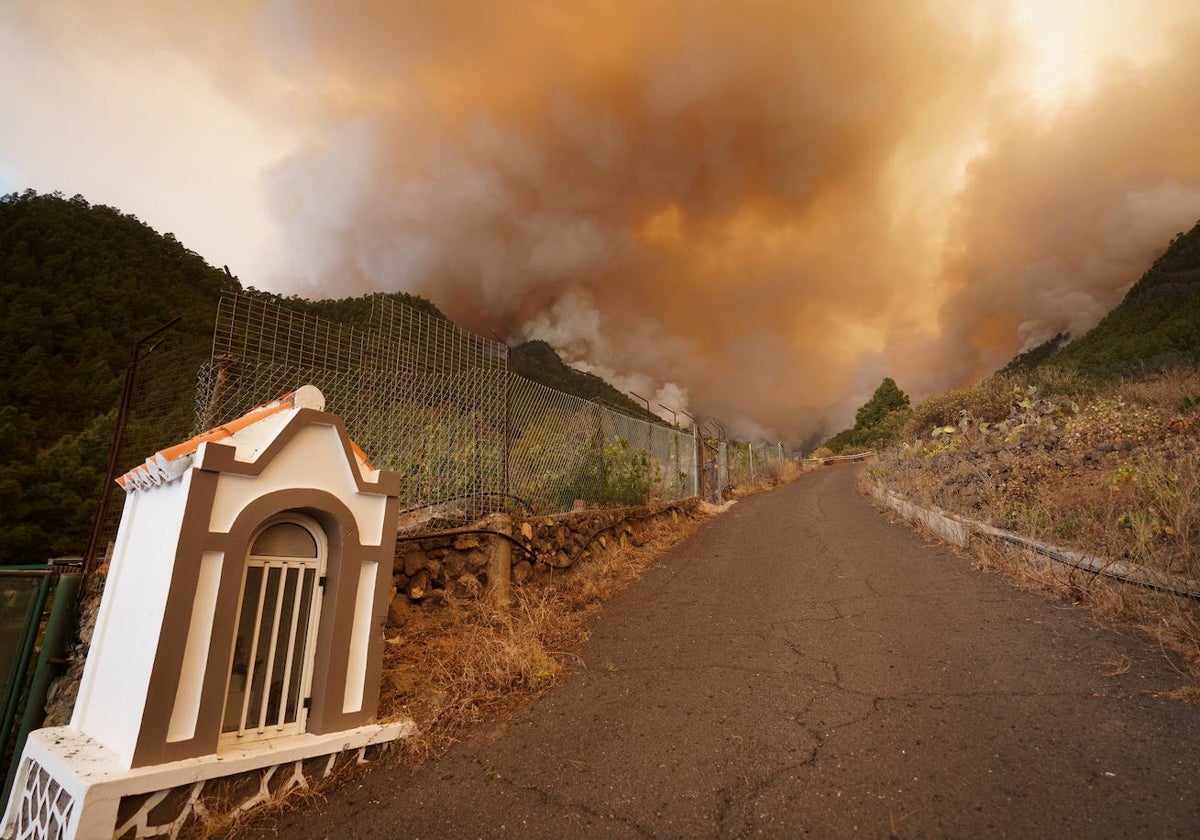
[10,1,1200,442]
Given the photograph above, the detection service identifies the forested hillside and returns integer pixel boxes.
[1004,218,1200,376]
[0,191,230,562]
[510,340,651,419]
[0,190,648,563]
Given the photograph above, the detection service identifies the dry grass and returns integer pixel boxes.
[184,767,337,840]
[871,366,1200,695]
[875,367,1200,580]
[1116,368,1200,410]
[214,508,710,837]
[378,510,708,761]
[967,537,1200,685]
[731,459,804,498]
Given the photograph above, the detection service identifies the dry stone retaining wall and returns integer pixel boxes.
[394,500,700,604]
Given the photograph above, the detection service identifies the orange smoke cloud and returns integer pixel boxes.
[935,23,1200,383]
[258,1,1023,439]
[13,1,1200,443]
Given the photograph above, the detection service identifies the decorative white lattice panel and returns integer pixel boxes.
[14,759,76,840]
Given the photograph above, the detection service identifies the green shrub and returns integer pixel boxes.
[903,380,1012,439]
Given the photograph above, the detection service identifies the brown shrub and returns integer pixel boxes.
[1118,368,1200,410]
[903,379,1013,440]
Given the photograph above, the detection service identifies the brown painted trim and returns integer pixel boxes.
[196,409,401,497]
[132,481,399,766]
[131,469,221,767]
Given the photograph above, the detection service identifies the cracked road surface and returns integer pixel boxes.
[247,466,1200,838]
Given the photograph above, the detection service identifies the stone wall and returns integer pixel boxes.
[394,500,700,605]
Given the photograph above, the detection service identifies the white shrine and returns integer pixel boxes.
[3,386,411,839]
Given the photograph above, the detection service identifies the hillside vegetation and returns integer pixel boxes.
[854,217,1200,681]
[1005,219,1200,377]
[0,190,644,563]
[825,215,1200,457]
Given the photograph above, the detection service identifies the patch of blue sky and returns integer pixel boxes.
[0,158,16,196]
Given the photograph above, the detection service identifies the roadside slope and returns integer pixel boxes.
[244,466,1200,838]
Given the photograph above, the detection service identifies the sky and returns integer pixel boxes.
[3,1,1200,445]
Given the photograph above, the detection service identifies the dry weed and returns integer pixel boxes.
[379,511,706,762]
[969,538,1200,688]
[1117,368,1200,410]
[189,769,336,840]
[213,509,707,837]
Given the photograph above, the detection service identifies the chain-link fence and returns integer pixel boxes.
[195,291,698,520]
[727,441,798,490]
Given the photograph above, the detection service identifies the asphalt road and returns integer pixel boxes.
[246,466,1200,838]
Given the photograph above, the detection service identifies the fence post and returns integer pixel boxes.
[2,572,82,802]
[487,515,513,606]
[0,573,52,783]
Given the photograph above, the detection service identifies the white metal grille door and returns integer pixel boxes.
[222,516,324,745]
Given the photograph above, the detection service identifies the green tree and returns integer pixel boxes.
[822,377,912,453]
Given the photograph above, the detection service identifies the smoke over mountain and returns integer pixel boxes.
[8,2,1200,442]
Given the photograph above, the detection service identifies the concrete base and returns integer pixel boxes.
[3,721,412,840]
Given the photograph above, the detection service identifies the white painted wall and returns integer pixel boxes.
[73,471,193,768]
[207,422,388,544]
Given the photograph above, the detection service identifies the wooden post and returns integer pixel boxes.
[488,514,513,606]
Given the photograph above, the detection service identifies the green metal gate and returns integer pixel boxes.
[0,567,81,803]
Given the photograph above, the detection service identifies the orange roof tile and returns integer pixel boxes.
[117,390,302,490]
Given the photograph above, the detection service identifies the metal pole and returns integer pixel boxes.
[503,359,511,505]
[83,317,181,577]
[3,573,82,802]
[0,573,52,774]
[656,403,677,428]
[629,391,651,419]
[629,392,652,504]
[680,411,700,500]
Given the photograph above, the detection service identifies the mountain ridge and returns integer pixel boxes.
[0,189,647,562]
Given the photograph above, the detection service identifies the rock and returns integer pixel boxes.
[511,560,533,585]
[407,570,431,600]
[554,527,570,549]
[466,550,488,570]
[453,534,482,551]
[453,574,482,598]
[443,553,467,578]
[426,560,443,582]
[550,550,572,569]
[520,521,534,541]
[387,596,413,626]
[403,552,427,577]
